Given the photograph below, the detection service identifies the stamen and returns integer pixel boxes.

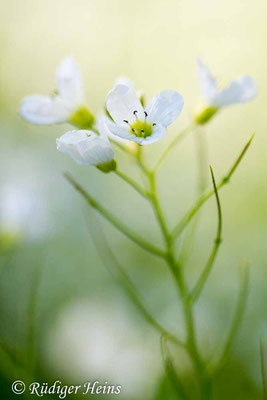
[131,128,136,133]
[144,111,148,117]
[141,130,144,133]
[133,110,138,116]
[123,120,129,124]
[153,123,156,126]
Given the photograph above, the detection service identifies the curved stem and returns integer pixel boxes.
[172,134,254,240]
[136,145,152,175]
[161,335,189,400]
[212,262,249,374]
[142,166,211,397]
[148,172,170,241]
[64,172,165,258]
[154,123,196,172]
[178,127,209,267]
[261,338,267,400]
[190,167,222,303]
[87,210,185,348]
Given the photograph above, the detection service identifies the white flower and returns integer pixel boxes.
[197,58,257,108]
[56,122,114,168]
[19,56,85,125]
[105,84,184,145]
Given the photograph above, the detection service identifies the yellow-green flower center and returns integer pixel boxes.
[130,120,154,138]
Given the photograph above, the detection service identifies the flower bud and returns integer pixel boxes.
[194,106,218,125]
[97,159,117,173]
[69,106,95,130]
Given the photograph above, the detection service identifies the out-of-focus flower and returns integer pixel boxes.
[45,299,161,398]
[19,57,95,129]
[195,58,257,124]
[105,84,184,145]
[0,183,49,241]
[56,118,115,172]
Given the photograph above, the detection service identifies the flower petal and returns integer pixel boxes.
[115,77,136,90]
[56,56,83,109]
[56,130,114,165]
[106,119,136,141]
[115,77,144,101]
[97,115,111,140]
[96,115,126,144]
[19,95,69,125]
[213,76,258,107]
[197,58,218,104]
[106,84,144,126]
[145,90,184,127]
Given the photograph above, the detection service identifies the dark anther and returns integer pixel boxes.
[133,110,138,115]
[144,111,148,117]
[131,128,136,133]
[153,123,156,126]
[123,120,129,124]
[141,130,144,133]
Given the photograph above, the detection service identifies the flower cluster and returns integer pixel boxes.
[19,56,257,171]
[18,56,258,397]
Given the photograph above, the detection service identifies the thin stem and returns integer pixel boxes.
[190,166,222,303]
[114,169,150,199]
[26,267,41,376]
[178,127,209,267]
[160,334,189,400]
[144,169,210,397]
[154,123,196,172]
[212,262,249,374]
[260,338,267,400]
[64,173,165,258]
[136,145,152,175]
[87,210,185,348]
[148,172,170,242]
[172,134,254,240]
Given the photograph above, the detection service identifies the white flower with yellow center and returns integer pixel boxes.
[105,84,184,145]
[196,58,257,124]
[56,118,115,172]
[19,56,94,129]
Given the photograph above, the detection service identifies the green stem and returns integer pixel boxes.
[190,167,222,303]
[161,335,189,400]
[172,134,254,240]
[154,123,196,172]
[178,127,208,267]
[261,338,267,400]
[136,145,152,175]
[26,254,44,377]
[87,210,185,348]
[141,159,211,398]
[212,262,249,374]
[64,172,165,258]
[148,172,170,241]
[114,169,150,199]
